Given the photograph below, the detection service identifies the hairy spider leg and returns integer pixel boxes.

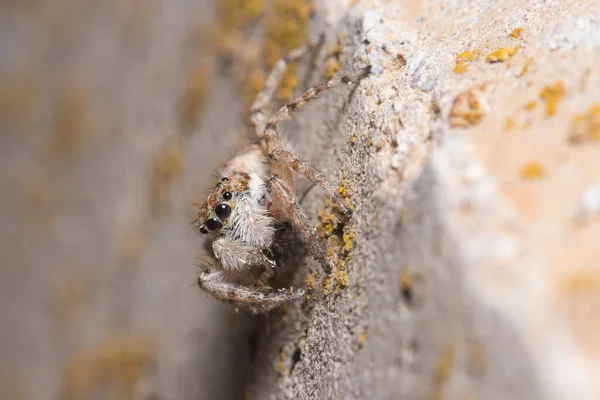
[262,66,371,215]
[267,175,333,273]
[250,34,325,132]
[197,269,305,312]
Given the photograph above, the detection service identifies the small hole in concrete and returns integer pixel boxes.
[290,348,302,374]
[401,285,414,306]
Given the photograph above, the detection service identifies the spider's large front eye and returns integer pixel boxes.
[215,203,231,219]
[222,191,232,201]
[205,218,222,231]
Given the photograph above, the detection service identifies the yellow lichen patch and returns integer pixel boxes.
[485,47,518,63]
[503,116,516,131]
[520,57,534,77]
[520,161,546,180]
[318,177,352,238]
[277,350,288,375]
[457,51,477,62]
[237,0,265,20]
[323,234,352,294]
[525,100,537,111]
[324,35,344,79]
[62,336,156,400]
[264,0,314,102]
[400,269,414,292]
[453,50,482,74]
[305,272,318,291]
[449,87,486,128]
[568,104,600,144]
[453,60,470,75]
[350,132,358,144]
[317,201,340,239]
[276,73,301,104]
[325,58,341,80]
[430,341,456,400]
[338,177,352,205]
[539,81,566,117]
[179,62,211,134]
[358,332,367,346]
[323,275,333,295]
[342,231,355,255]
[326,235,342,259]
[149,142,185,214]
[509,27,524,39]
[319,176,355,294]
[212,0,265,58]
[210,0,268,118]
[560,271,600,296]
[324,241,350,293]
[333,269,350,289]
[49,82,92,161]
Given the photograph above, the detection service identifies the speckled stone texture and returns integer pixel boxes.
[1,0,599,399]
[246,0,600,399]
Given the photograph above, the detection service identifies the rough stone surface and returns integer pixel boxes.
[247,0,600,399]
[1,0,599,400]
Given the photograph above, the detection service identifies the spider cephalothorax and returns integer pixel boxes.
[196,147,275,250]
[197,175,246,234]
[194,41,370,313]
[198,173,261,233]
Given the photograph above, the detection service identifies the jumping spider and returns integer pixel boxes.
[194,42,370,313]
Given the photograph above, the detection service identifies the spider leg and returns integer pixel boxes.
[197,269,305,313]
[262,65,371,145]
[269,146,351,216]
[260,66,371,213]
[250,36,324,131]
[267,175,333,274]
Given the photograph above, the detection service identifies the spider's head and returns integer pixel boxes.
[195,174,250,234]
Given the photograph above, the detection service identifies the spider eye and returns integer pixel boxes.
[215,203,231,219]
[199,226,209,234]
[221,177,229,182]
[205,218,222,231]
[222,191,232,201]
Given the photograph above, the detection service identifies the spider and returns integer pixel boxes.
[194,41,370,313]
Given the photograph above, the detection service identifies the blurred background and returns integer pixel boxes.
[0,0,321,398]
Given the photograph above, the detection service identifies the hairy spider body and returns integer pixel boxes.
[194,41,370,313]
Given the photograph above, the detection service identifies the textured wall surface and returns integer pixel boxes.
[1,0,599,399]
